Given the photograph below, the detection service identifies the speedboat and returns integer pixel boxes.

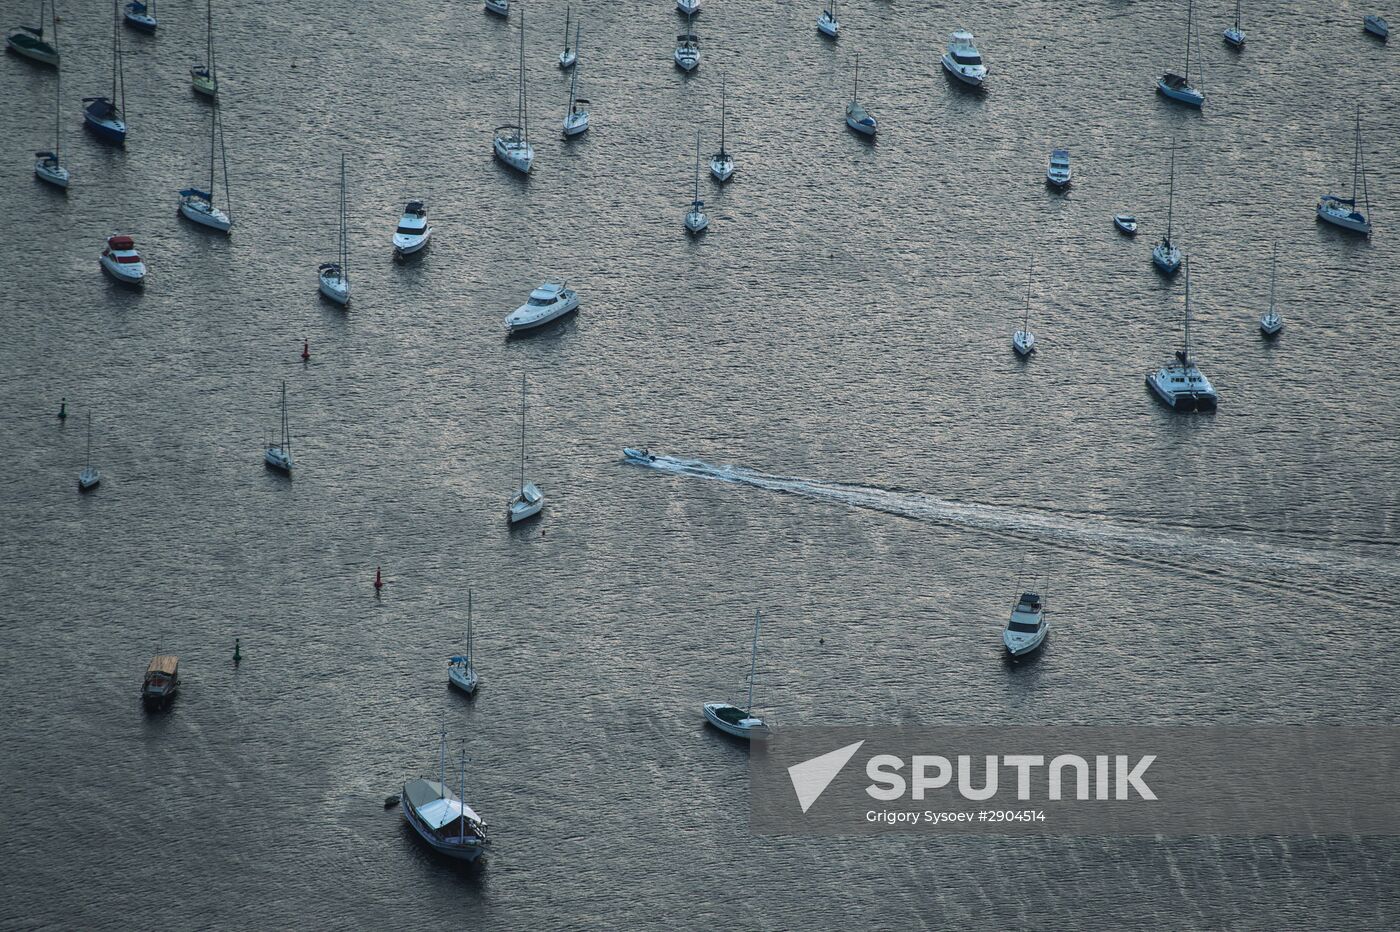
[448,656,479,695]
[1365,14,1389,39]
[179,188,232,233]
[703,702,769,739]
[1147,259,1217,412]
[99,235,146,286]
[141,655,179,707]
[1152,238,1182,275]
[942,31,987,86]
[123,1,157,33]
[83,97,127,144]
[402,737,489,862]
[1317,195,1372,235]
[508,482,543,523]
[677,0,700,14]
[817,0,839,38]
[34,150,69,189]
[1157,72,1204,108]
[494,127,534,173]
[484,0,508,17]
[190,64,217,97]
[623,447,657,463]
[1046,148,1071,188]
[1002,591,1047,657]
[504,282,580,333]
[392,201,431,256]
[675,30,700,71]
[1114,213,1139,235]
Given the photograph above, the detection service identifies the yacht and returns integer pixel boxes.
[1013,259,1036,357]
[402,732,489,862]
[190,0,217,96]
[1147,258,1218,412]
[178,89,234,234]
[1046,148,1071,188]
[504,282,580,333]
[1317,107,1372,236]
[677,0,700,14]
[675,19,700,71]
[99,234,146,286]
[1260,241,1283,337]
[265,381,293,472]
[685,131,708,234]
[1157,0,1205,107]
[319,154,351,305]
[709,73,733,181]
[84,3,128,145]
[703,610,770,740]
[1152,142,1183,275]
[1114,213,1139,235]
[1223,0,1245,47]
[563,67,589,136]
[34,65,69,188]
[141,655,179,707]
[448,590,480,695]
[845,53,877,136]
[507,375,544,523]
[6,0,60,66]
[79,413,101,492]
[494,6,534,173]
[1364,14,1389,39]
[392,201,431,256]
[559,9,577,68]
[123,0,157,33]
[817,0,839,38]
[484,0,508,17]
[1003,590,1048,657]
[941,30,987,86]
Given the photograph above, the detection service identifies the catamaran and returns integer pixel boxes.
[402,730,489,862]
[1260,241,1283,337]
[1013,258,1036,357]
[6,0,59,66]
[685,130,708,234]
[84,0,128,144]
[190,0,217,97]
[1152,141,1183,275]
[448,590,480,695]
[319,155,350,304]
[507,374,544,523]
[178,87,234,233]
[845,53,877,136]
[703,610,770,740]
[79,413,101,491]
[494,6,534,173]
[1316,107,1372,236]
[709,73,733,181]
[1158,0,1205,107]
[35,64,69,188]
[264,381,292,472]
[1147,258,1217,412]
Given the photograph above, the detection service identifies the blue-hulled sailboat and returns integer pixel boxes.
[84,0,127,144]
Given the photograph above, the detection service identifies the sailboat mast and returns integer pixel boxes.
[86,413,92,467]
[745,610,760,715]
[457,750,467,843]
[1268,241,1277,315]
[280,380,289,451]
[1352,106,1361,203]
[1234,0,1241,31]
[693,130,700,201]
[1183,259,1193,360]
[208,89,217,198]
[110,0,118,102]
[438,725,447,794]
[54,65,61,160]
[852,53,859,102]
[518,6,528,142]
[519,374,526,489]
[340,153,348,272]
[563,6,569,50]
[467,588,473,672]
[1023,257,1033,332]
[1166,142,1176,242]
[719,73,726,153]
[1184,0,1193,83]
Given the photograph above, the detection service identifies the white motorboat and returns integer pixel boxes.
[504,282,580,332]
[484,0,508,17]
[1147,258,1218,412]
[190,0,217,96]
[1003,589,1048,656]
[448,590,480,695]
[845,53,877,136]
[1046,148,1071,188]
[78,413,101,492]
[1260,240,1283,337]
[562,67,589,136]
[559,9,577,67]
[817,0,839,38]
[178,87,234,234]
[122,0,156,33]
[402,731,489,862]
[494,5,534,173]
[1223,0,1245,47]
[941,30,987,86]
[709,73,733,181]
[1316,107,1372,236]
[676,0,700,14]
[675,20,700,71]
[1114,213,1139,235]
[703,610,770,740]
[1157,0,1205,108]
[507,374,544,523]
[623,447,657,463]
[392,201,431,256]
[685,130,709,234]
[6,0,60,66]
[99,234,146,285]
[1152,142,1183,275]
[1013,258,1036,357]
[1364,14,1389,39]
[264,380,293,472]
[34,64,68,188]
[319,154,351,305]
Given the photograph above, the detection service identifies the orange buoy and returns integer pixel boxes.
[301,338,310,361]
[374,567,383,590]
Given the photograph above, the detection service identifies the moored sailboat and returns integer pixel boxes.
[1157,0,1205,107]
[190,0,217,97]
[35,64,69,188]
[402,730,489,862]
[1316,107,1373,236]
[494,6,534,173]
[507,374,544,523]
[6,0,60,67]
[83,0,128,144]
[1152,141,1183,275]
[264,381,292,472]
[319,155,351,304]
[703,609,770,740]
[178,86,234,233]
[448,590,480,695]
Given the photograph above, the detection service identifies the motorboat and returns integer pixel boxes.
[685,131,708,234]
[504,282,580,332]
[677,0,700,14]
[1013,259,1036,357]
[99,234,146,285]
[1114,213,1139,235]
[1147,259,1218,412]
[79,413,101,491]
[264,381,293,472]
[1317,107,1372,236]
[845,53,877,136]
[392,201,431,256]
[494,5,534,173]
[941,30,987,86]
[1364,14,1389,39]
[1260,241,1283,337]
[142,655,179,706]
[710,73,733,181]
[1003,591,1047,657]
[559,9,577,67]
[623,447,657,463]
[675,26,700,71]
[1158,0,1205,108]
[1153,141,1182,275]
[319,154,351,305]
[448,590,480,695]
[1046,148,1071,188]
[563,67,589,136]
[484,0,508,17]
[817,0,839,38]
[6,0,59,66]
[402,732,489,862]
[179,189,232,233]
[703,610,770,741]
[123,0,157,33]
[190,0,217,96]
[1223,0,1245,47]
[507,375,544,523]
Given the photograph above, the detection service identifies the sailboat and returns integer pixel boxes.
[1260,241,1283,336]
[1317,107,1372,236]
[507,374,543,523]
[703,610,770,740]
[179,88,233,233]
[1223,0,1245,48]
[401,730,489,862]
[6,0,60,67]
[817,0,839,38]
[190,0,217,97]
[122,0,156,33]
[494,6,534,174]
[562,65,589,136]
[1157,0,1205,108]
[1013,258,1036,357]
[448,589,480,695]
[709,73,734,181]
[1152,141,1183,275]
[78,413,101,492]
[674,13,699,71]
[35,64,69,188]
[264,381,292,472]
[319,155,351,304]
[845,53,877,135]
[484,0,508,17]
[685,130,708,234]
[83,0,127,144]
[1146,257,1217,412]
[558,8,576,68]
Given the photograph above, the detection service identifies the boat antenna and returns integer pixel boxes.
[745,609,761,715]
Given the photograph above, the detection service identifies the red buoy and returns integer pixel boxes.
[301,338,310,361]
[374,567,383,590]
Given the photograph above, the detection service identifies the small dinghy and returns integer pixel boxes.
[1003,589,1048,657]
[844,53,877,136]
[484,0,508,17]
[507,375,544,523]
[703,610,770,740]
[264,381,293,472]
[1259,240,1283,337]
[1364,14,1389,39]
[99,234,146,285]
[1046,148,1071,188]
[941,30,987,86]
[504,282,580,333]
[402,732,489,862]
[817,0,839,38]
[448,590,480,695]
[79,413,101,492]
[122,0,157,33]
[675,22,700,71]
[1113,213,1138,235]
[623,447,657,463]
[6,0,60,66]
[1223,0,1245,47]
[392,201,431,256]
[685,131,709,234]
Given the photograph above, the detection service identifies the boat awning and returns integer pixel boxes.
[530,283,564,299]
[34,150,56,159]
[449,656,468,664]
[146,655,179,676]
[180,188,211,199]
[521,483,542,503]
[404,778,482,828]
[108,235,135,249]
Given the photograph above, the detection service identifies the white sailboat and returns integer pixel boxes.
[1223,0,1245,47]
[703,609,770,740]
[507,374,544,523]
[190,0,217,96]
[1013,258,1036,357]
[562,65,589,136]
[1260,241,1283,337]
[709,73,733,181]
[178,88,233,233]
[264,380,292,472]
[494,5,534,174]
[1152,141,1183,275]
[1316,107,1372,236]
[817,0,839,38]
[401,730,489,862]
[558,8,576,68]
[448,589,480,695]
[78,413,101,492]
[674,14,700,71]
[1157,0,1205,107]
[685,130,708,234]
[34,63,69,188]
[845,53,877,136]
[319,155,350,305]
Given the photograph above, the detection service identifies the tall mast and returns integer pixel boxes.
[438,724,447,795]
[457,749,467,843]
[86,413,92,468]
[1183,0,1193,83]
[1183,258,1193,361]
[280,381,289,452]
[568,67,577,113]
[1234,0,1241,31]
[693,130,700,201]
[563,5,569,52]
[1351,105,1361,203]
[518,4,528,143]
[54,63,61,160]
[518,373,526,489]
[206,0,213,73]
[719,73,726,153]
[208,85,217,198]
[339,153,348,272]
[1023,257,1033,333]
[1268,241,1277,316]
[852,53,859,102]
[466,588,474,672]
[110,0,118,102]
[745,610,760,715]
[1166,140,1176,243]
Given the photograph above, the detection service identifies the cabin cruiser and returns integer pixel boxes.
[623,447,657,463]
[142,655,179,706]
[484,0,509,17]
[1157,72,1204,108]
[1046,148,1071,188]
[941,31,987,86]
[179,188,232,233]
[1114,213,1139,235]
[1002,591,1047,657]
[392,201,431,256]
[123,1,157,33]
[1364,14,1389,39]
[34,150,69,189]
[675,30,700,71]
[504,282,580,333]
[508,482,543,523]
[99,235,146,285]
[402,742,489,862]
[83,97,127,144]
[703,702,769,739]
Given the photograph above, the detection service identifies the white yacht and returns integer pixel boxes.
[78,413,101,492]
[494,6,534,173]
[402,732,489,862]
[941,30,987,86]
[1147,259,1218,412]
[1003,589,1048,657]
[676,0,700,14]
[559,8,577,68]
[845,53,877,136]
[1013,259,1036,357]
[1152,142,1183,275]
[1046,148,1071,188]
[562,67,589,136]
[178,88,233,234]
[709,73,733,181]
[484,0,508,17]
[1223,0,1245,47]
[507,375,544,523]
[34,64,68,188]
[264,381,293,472]
[99,234,146,286]
[817,0,839,38]
[703,610,770,740]
[392,201,431,256]
[685,131,709,234]
[1317,108,1372,236]
[318,154,350,305]
[675,20,700,71]
[1260,241,1283,337]
[504,282,579,332]
[1157,0,1205,107]
[448,590,480,695]
[1114,213,1139,235]
[1364,14,1389,39]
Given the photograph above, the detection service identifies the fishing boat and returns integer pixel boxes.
[507,374,544,523]
[685,130,708,234]
[1147,258,1217,412]
[34,65,69,189]
[1364,15,1389,39]
[319,155,351,305]
[79,413,101,491]
[1158,0,1205,107]
[1046,148,1071,188]
[1013,259,1036,357]
[559,8,576,67]
[190,0,217,96]
[677,0,700,14]
[1152,142,1183,275]
[710,73,733,181]
[494,6,534,173]
[83,0,128,144]
[504,282,579,332]
[178,90,234,234]
[484,0,508,17]
[1223,0,1245,47]
[1260,241,1283,337]
[402,731,489,862]
[264,381,292,472]
[1114,213,1139,235]
[675,18,700,71]
[448,590,480,695]
[562,66,589,136]
[941,30,987,86]
[845,53,877,136]
[99,234,146,285]
[392,201,431,256]
[122,0,156,33]
[1003,589,1048,657]
[1316,107,1372,236]
[703,610,770,740]
[141,655,179,706]
[6,0,59,66]
[817,0,839,38]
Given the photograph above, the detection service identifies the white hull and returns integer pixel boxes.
[675,49,699,71]
[817,17,839,38]
[1260,313,1283,336]
[191,75,217,97]
[505,292,580,332]
[78,467,101,491]
[1152,243,1182,274]
[494,137,534,174]
[1013,331,1036,356]
[1046,171,1070,188]
[35,160,69,189]
[484,0,509,16]
[685,211,709,234]
[448,665,479,695]
[703,702,768,739]
[265,447,292,472]
[318,272,350,305]
[1223,27,1245,47]
[393,231,430,254]
[402,787,487,862]
[559,50,576,68]
[6,39,60,67]
[1114,215,1138,235]
[676,0,700,13]
[710,156,733,182]
[1316,202,1371,235]
[100,256,146,285]
[180,198,233,233]
[1003,626,1047,656]
[508,497,543,523]
[1157,77,1204,108]
[563,111,589,136]
[941,56,985,85]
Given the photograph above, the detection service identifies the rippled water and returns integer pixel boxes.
[1,0,1397,927]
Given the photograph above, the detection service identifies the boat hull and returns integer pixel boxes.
[817,18,838,38]
[941,56,986,86]
[78,468,101,492]
[84,113,127,145]
[1316,201,1371,236]
[448,665,479,695]
[508,499,543,523]
[623,448,656,463]
[1157,79,1204,108]
[674,50,699,71]
[35,160,70,189]
[264,449,292,473]
[493,137,534,174]
[1152,244,1182,275]
[319,272,350,306]
[1114,216,1138,235]
[123,12,157,33]
[559,50,576,68]
[1223,28,1245,47]
[6,34,59,66]
[484,0,509,16]
[191,72,217,97]
[1146,374,1217,412]
[505,296,580,333]
[1003,627,1047,657]
[703,702,768,740]
[180,199,233,233]
[710,156,734,182]
[402,791,487,862]
[563,112,589,136]
[393,232,430,255]
[1013,331,1035,356]
[685,211,708,234]
[1260,315,1283,337]
[99,257,145,286]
